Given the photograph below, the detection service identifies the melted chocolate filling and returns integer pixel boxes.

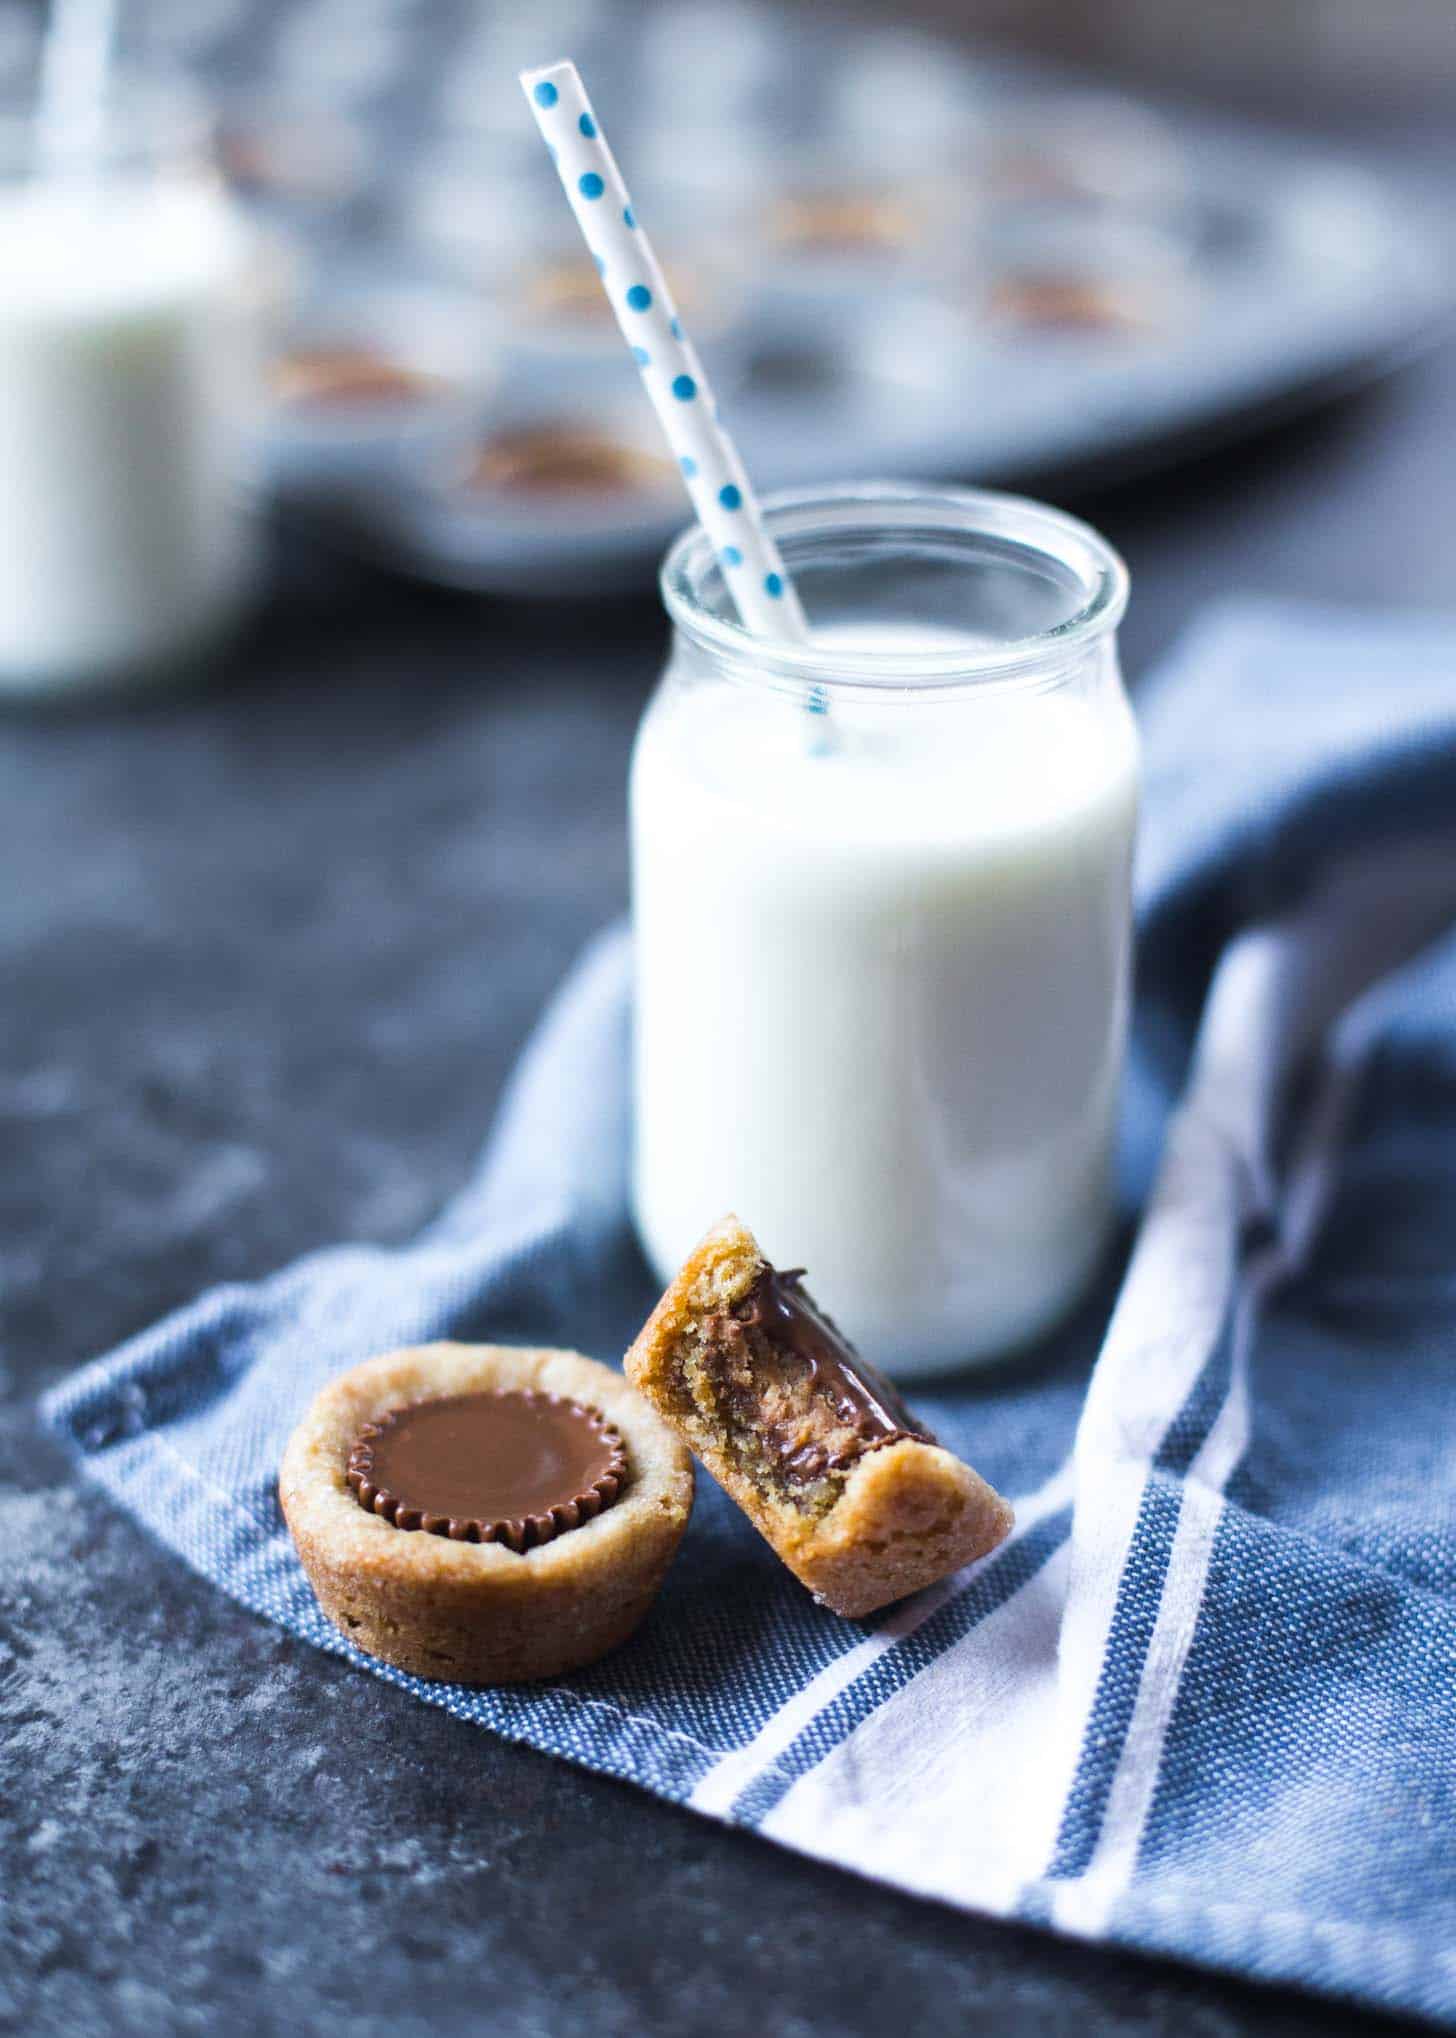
[722,1264,932,1486]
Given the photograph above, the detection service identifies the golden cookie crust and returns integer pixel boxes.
[625,1217,1014,1619]
[280,1343,693,1684]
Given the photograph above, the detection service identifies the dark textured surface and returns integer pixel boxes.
[4,306,1454,2036]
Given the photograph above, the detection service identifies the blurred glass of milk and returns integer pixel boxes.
[0,77,261,696]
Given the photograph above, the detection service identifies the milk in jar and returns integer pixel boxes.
[0,84,260,695]
[631,484,1137,1376]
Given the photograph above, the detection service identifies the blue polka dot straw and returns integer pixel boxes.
[520,59,810,645]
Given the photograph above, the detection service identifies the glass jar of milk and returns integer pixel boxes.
[0,81,261,696]
[632,483,1137,1377]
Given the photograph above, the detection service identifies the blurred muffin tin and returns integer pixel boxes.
[137,0,1452,594]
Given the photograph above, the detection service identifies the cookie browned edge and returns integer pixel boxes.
[280,1343,694,1684]
[625,1217,1014,1619]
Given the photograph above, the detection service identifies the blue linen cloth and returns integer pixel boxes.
[44,599,1456,2026]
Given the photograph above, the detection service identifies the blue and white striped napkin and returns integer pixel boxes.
[44,601,1456,2028]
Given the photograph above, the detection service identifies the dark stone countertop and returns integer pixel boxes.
[3,324,1454,2038]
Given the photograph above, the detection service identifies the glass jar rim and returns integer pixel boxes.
[660,480,1129,692]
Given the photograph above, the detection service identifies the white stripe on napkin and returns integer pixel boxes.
[690,1459,1076,1819]
[763,1535,1073,1915]
[1047,844,1456,1935]
[1039,932,1275,1909]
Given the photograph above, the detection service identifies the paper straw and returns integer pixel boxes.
[37,0,118,177]
[520,59,810,644]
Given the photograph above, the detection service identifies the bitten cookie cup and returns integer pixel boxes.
[625,1217,1014,1619]
[280,1343,693,1685]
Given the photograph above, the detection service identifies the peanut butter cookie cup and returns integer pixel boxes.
[280,1343,693,1684]
[626,1217,1013,1618]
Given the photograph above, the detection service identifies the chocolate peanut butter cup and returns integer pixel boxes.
[626,1217,1013,1619]
[347,1390,627,1551]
